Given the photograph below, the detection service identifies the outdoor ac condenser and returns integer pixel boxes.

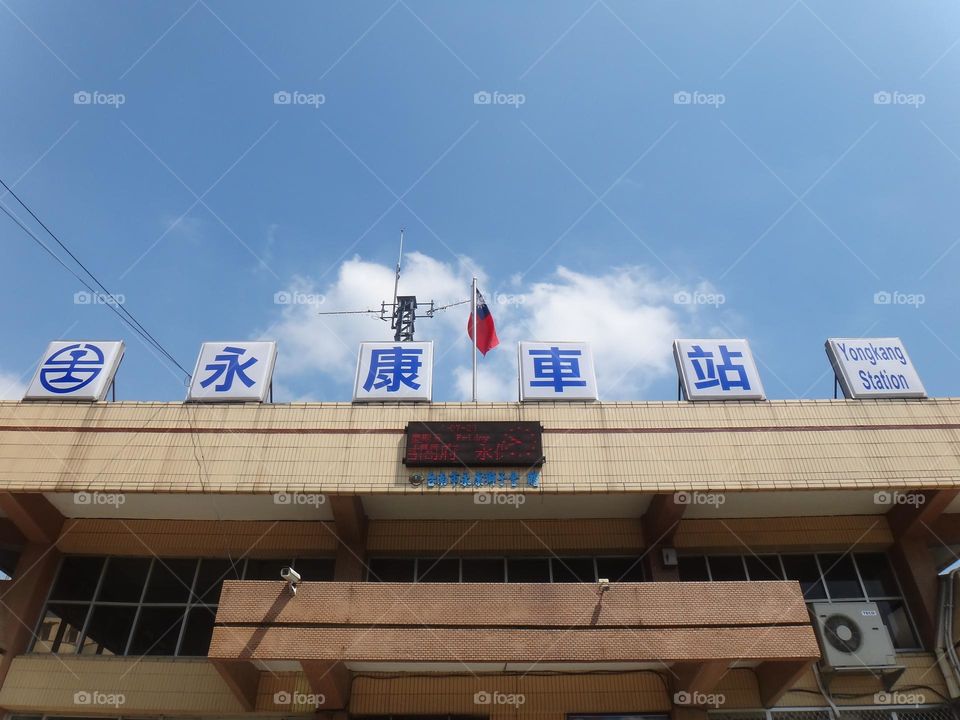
[810,601,898,671]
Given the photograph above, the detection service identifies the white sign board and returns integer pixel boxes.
[674,339,765,401]
[23,341,124,401]
[187,341,277,402]
[825,338,926,399]
[519,341,599,401]
[354,341,433,402]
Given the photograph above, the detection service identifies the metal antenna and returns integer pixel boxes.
[392,228,404,311]
[317,230,469,341]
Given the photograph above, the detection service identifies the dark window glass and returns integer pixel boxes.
[854,553,900,597]
[194,558,242,604]
[98,558,151,602]
[551,558,595,582]
[507,558,550,582]
[875,599,920,649]
[291,558,335,581]
[129,607,185,656]
[461,558,505,582]
[819,554,864,599]
[707,556,747,581]
[35,604,89,654]
[417,558,460,582]
[244,558,286,581]
[368,558,415,582]
[782,555,827,599]
[180,605,217,656]
[596,557,644,583]
[745,555,784,581]
[677,556,710,581]
[81,605,136,655]
[143,559,196,603]
[50,557,104,601]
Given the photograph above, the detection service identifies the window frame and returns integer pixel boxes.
[365,555,648,583]
[681,551,922,651]
[31,554,333,657]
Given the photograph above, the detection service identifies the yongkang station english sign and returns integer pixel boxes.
[403,422,545,490]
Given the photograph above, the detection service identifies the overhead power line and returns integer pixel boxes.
[0,178,192,380]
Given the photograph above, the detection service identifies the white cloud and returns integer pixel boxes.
[453,363,516,402]
[262,252,479,382]
[0,369,26,400]
[263,252,720,401]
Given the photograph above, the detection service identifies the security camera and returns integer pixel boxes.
[281,566,301,595]
[598,578,611,592]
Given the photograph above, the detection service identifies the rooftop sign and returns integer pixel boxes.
[353,341,433,402]
[673,339,765,401]
[187,341,277,402]
[404,421,544,467]
[518,341,599,402]
[23,341,124,401]
[825,338,926,399]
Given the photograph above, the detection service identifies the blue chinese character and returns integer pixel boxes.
[362,347,423,392]
[526,471,540,488]
[39,343,105,394]
[687,344,750,391]
[200,346,258,391]
[528,346,587,392]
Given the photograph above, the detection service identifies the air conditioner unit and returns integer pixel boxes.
[810,601,898,671]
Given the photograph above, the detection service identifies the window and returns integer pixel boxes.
[678,552,921,649]
[462,558,505,582]
[32,555,333,657]
[367,556,647,583]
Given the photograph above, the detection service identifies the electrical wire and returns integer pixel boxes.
[0,181,191,380]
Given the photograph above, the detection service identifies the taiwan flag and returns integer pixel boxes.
[467,289,499,355]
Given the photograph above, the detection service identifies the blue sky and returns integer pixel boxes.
[2,0,959,402]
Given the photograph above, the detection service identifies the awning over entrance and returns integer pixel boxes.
[209,580,820,711]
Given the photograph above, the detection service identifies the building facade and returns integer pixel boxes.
[0,398,958,720]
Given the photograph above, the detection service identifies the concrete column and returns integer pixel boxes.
[0,543,61,687]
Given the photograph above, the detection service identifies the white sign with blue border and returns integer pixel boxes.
[23,341,125,401]
[187,341,277,402]
[354,341,433,402]
[518,341,599,401]
[825,338,926,399]
[673,338,765,401]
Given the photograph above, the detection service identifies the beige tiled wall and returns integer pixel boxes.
[0,655,245,714]
[3,399,959,494]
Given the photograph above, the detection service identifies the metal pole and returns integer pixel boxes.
[471,277,478,402]
[392,229,404,313]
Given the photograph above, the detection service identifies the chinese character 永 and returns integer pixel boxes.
[200,346,258,392]
[687,344,750,391]
[362,346,423,392]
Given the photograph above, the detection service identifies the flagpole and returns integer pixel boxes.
[471,276,478,402]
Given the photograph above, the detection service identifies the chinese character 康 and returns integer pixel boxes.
[363,346,423,392]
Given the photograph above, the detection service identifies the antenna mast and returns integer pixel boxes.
[317,230,469,341]
[392,228,403,310]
